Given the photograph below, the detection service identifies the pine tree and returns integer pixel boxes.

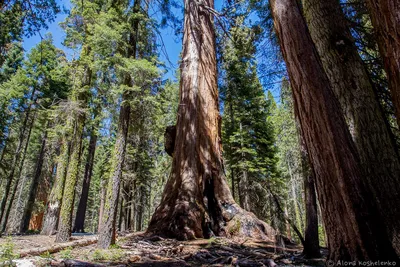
[220,17,278,220]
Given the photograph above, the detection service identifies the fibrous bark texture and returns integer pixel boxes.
[270,0,397,261]
[365,0,400,127]
[146,0,276,242]
[303,0,400,254]
[55,113,85,242]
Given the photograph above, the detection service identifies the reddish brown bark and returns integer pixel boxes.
[270,0,397,261]
[146,0,276,242]
[365,0,400,127]
[303,0,400,254]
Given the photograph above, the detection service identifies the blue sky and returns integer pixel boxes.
[22,0,282,99]
[23,0,223,81]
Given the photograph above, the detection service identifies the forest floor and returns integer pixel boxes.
[0,232,327,266]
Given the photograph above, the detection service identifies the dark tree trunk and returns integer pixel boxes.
[365,0,400,127]
[73,127,97,233]
[303,173,320,258]
[41,140,70,235]
[270,0,397,261]
[303,0,400,254]
[299,138,320,259]
[21,128,48,233]
[146,0,277,242]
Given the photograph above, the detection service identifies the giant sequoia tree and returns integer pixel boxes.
[303,0,400,254]
[146,0,276,241]
[270,0,397,260]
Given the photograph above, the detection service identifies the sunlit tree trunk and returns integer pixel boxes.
[41,140,70,235]
[55,110,85,242]
[270,0,397,260]
[146,0,276,241]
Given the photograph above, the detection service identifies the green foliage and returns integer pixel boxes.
[90,248,125,262]
[59,247,73,260]
[0,237,19,265]
[39,251,53,260]
[220,16,279,220]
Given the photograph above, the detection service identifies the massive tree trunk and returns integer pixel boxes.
[146,0,276,241]
[270,0,397,261]
[73,126,97,233]
[41,140,70,235]
[21,126,48,233]
[303,0,400,254]
[364,0,400,127]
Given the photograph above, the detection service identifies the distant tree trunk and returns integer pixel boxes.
[303,0,400,253]
[21,127,48,233]
[270,0,397,260]
[284,206,291,240]
[97,178,106,233]
[146,0,277,241]
[0,98,34,225]
[73,126,97,233]
[29,161,55,231]
[238,122,251,211]
[365,0,400,127]
[41,140,70,235]
[303,173,320,258]
[299,137,321,258]
[97,0,140,249]
[1,112,35,232]
[118,187,126,232]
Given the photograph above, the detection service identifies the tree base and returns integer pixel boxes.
[147,201,278,243]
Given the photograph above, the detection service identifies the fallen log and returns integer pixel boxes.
[17,232,139,258]
[18,236,98,257]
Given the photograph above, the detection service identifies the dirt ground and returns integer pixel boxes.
[0,232,327,266]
